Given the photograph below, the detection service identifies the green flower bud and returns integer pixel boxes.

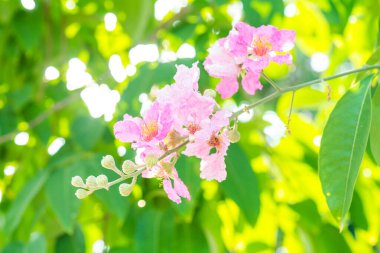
[122,160,136,174]
[96,174,108,189]
[227,128,240,143]
[71,176,86,188]
[144,154,159,169]
[75,189,91,199]
[101,155,116,170]
[204,89,216,98]
[86,175,98,189]
[119,183,133,196]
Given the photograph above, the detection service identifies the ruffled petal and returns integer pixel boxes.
[113,115,141,143]
[200,153,227,182]
[163,178,181,203]
[216,77,239,99]
[242,71,263,95]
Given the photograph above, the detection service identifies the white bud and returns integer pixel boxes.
[96,174,108,189]
[122,160,136,174]
[204,89,216,98]
[86,175,98,189]
[71,176,86,188]
[75,189,91,199]
[119,183,133,196]
[101,155,116,170]
[144,154,159,169]
[227,128,240,143]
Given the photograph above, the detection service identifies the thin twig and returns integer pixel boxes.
[262,73,282,91]
[231,65,380,119]
[287,91,296,135]
[0,92,81,145]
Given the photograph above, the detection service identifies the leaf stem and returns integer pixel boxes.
[262,73,282,91]
[231,65,380,119]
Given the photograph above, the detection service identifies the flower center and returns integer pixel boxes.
[141,120,158,142]
[188,122,201,135]
[207,132,222,149]
[249,37,271,57]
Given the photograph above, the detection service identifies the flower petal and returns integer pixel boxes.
[216,77,239,99]
[242,71,263,95]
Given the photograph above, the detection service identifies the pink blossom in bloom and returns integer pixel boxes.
[157,63,215,135]
[183,110,231,182]
[114,102,172,147]
[204,22,295,98]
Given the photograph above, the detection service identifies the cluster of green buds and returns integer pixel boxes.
[71,155,142,199]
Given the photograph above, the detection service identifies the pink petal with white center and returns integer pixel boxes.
[216,77,239,99]
[200,153,227,182]
[242,71,263,95]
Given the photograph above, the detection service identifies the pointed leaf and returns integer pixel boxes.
[319,76,373,228]
[370,86,380,164]
[221,143,260,225]
[4,169,49,235]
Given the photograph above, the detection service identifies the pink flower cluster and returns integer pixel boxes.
[204,22,295,98]
[113,22,296,203]
[114,62,232,203]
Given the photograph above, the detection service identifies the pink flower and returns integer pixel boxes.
[183,110,231,182]
[204,22,295,98]
[229,22,295,70]
[157,63,215,135]
[141,154,190,204]
[114,102,172,146]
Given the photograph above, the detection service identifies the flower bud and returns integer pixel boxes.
[227,128,240,143]
[96,174,108,189]
[75,189,91,199]
[204,89,216,98]
[122,160,136,174]
[160,161,173,174]
[86,175,98,189]
[71,176,86,188]
[101,155,116,170]
[144,154,159,169]
[119,183,133,196]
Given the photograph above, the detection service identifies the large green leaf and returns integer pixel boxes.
[70,116,105,150]
[319,76,373,229]
[55,226,85,253]
[4,169,49,235]
[134,208,175,253]
[370,86,380,165]
[221,143,260,226]
[44,164,83,233]
[25,233,46,253]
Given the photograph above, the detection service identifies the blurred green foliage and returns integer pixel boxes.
[1,0,380,252]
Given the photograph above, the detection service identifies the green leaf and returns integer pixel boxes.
[95,182,130,221]
[172,156,201,219]
[55,226,85,253]
[4,169,49,235]
[370,86,380,165]
[70,116,105,150]
[319,76,373,229]
[134,208,175,253]
[25,233,46,253]
[44,164,83,233]
[221,143,260,226]
[367,47,380,65]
